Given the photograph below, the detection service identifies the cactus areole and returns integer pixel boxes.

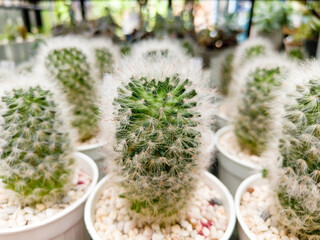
[0,86,74,205]
[114,74,202,221]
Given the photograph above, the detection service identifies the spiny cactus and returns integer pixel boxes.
[233,38,273,68]
[234,57,293,156]
[40,38,100,142]
[273,61,320,240]
[90,38,120,79]
[0,81,74,206]
[130,38,190,60]
[215,49,235,96]
[103,56,215,222]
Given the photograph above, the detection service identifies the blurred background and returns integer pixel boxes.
[0,0,319,66]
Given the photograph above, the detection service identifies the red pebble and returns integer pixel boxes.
[201,220,214,229]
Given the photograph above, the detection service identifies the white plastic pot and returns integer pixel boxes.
[84,171,236,240]
[215,126,262,195]
[77,141,107,180]
[0,152,98,240]
[235,174,265,240]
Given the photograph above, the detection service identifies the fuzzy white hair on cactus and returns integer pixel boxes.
[268,60,320,240]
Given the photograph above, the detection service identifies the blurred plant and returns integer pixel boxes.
[253,1,292,33]
[287,48,305,60]
[44,43,100,142]
[5,19,18,42]
[197,12,241,50]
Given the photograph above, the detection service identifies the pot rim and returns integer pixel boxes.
[84,171,236,240]
[215,126,262,170]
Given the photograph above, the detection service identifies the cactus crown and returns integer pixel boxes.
[130,39,188,60]
[95,47,114,78]
[276,64,320,239]
[234,65,283,155]
[114,75,201,220]
[245,45,266,60]
[45,47,99,142]
[219,52,234,96]
[0,85,74,205]
[233,38,273,68]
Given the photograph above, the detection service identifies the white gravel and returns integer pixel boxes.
[0,168,91,229]
[94,182,228,240]
[219,129,264,166]
[240,183,299,240]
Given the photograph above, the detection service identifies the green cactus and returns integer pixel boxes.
[146,49,169,58]
[113,74,202,221]
[219,52,234,96]
[287,48,305,60]
[0,86,74,205]
[95,47,114,79]
[234,66,282,155]
[276,70,320,239]
[45,47,99,142]
[245,45,266,60]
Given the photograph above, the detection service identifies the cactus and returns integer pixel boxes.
[103,56,215,222]
[217,50,234,96]
[0,81,74,206]
[90,38,120,79]
[273,61,320,240]
[40,38,100,142]
[287,48,305,60]
[233,38,274,68]
[234,57,293,156]
[130,39,189,60]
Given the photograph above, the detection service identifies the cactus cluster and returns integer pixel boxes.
[44,44,99,142]
[273,62,320,240]
[104,56,214,222]
[233,57,293,156]
[0,83,74,205]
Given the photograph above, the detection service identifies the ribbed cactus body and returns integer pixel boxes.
[45,47,99,142]
[220,52,234,96]
[234,67,282,155]
[114,74,201,220]
[0,86,74,205]
[276,72,320,239]
[95,47,114,78]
